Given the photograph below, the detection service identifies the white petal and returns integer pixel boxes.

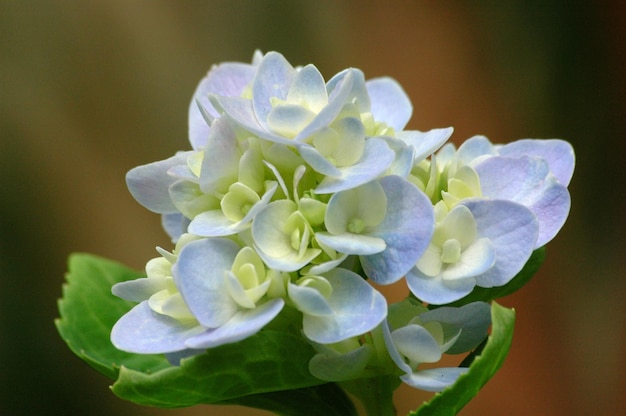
[360,176,435,284]
[441,238,495,281]
[112,276,170,302]
[126,152,192,214]
[391,324,442,364]
[288,283,334,317]
[315,232,386,255]
[111,301,204,354]
[301,268,387,343]
[396,127,453,163]
[252,51,296,126]
[315,138,395,194]
[406,265,476,305]
[475,156,570,247]
[401,367,468,392]
[462,199,539,287]
[173,238,241,328]
[498,138,575,186]
[366,77,412,131]
[185,298,284,349]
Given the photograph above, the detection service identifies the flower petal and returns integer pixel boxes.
[314,232,386,255]
[315,138,395,194]
[111,301,204,354]
[397,127,453,163]
[392,324,442,364]
[360,176,435,284]
[252,52,296,128]
[366,77,412,131]
[189,61,257,149]
[498,138,575,186]
[288,283,334,317]
[112,276,170,302]
[401,367,469,392]
[406,265,476,304]
[185,298,285,349]
[474,156,568,247]
[419,302,491,354]
[173,238,241,328]
[462,199,539,287]
[301,268,387,343]
[126,152,192,214]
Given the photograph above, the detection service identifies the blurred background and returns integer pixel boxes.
[1,1,624,415]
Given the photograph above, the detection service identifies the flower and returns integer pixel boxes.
[307,299,491,392]
[406,199,539,304]
[383,300,491,391]
[110,52,574,399]
[405,134,574,303]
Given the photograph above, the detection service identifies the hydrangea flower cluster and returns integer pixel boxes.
[110,51,573,392]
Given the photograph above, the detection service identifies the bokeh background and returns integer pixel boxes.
[1,1,624,415]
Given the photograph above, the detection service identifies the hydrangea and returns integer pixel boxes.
[111,51,574,395]
[404,135,574,304]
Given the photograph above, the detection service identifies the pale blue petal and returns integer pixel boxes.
[294,69,356,142]
[126,152,192,214]
[396,127,453,164]
[287,64,328,112]
[306,252,349,275]
[199,117,239,194]
[380,136,415,177]
[315,138,395,194]
[185,298,285,349]
[111,301,204,354]
[381,320,412,374]
[302,268,387,344]
[161,213,189,243]
[325,68,369,112]
[360,176,435,284]
[315,232,386,255]
[366,77,412,131]
[173,238,241,328]
[288,283,334,317]
[474,156,568,247]
[462,199,539,287]
[267,104,316,138]
[498,138,575,186]
[401,367,468,392]
[252,52,296,127]
[189,62,257,149]
[420,302,491,354]
[406,265,476,304]
[112,277,170,302]
[299,145,342,177]
[391,324,442,363]
[456,135,496,165]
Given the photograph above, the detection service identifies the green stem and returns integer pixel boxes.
[341,375,400,416]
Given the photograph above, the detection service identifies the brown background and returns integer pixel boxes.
[1,1,624,415]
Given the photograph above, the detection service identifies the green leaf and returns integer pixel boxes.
[411,302,515,416]
[430,247,545,309]
[57,254,353,414]
[55,253,170,379]
[111,330,326,407]
[220,383,358,416]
